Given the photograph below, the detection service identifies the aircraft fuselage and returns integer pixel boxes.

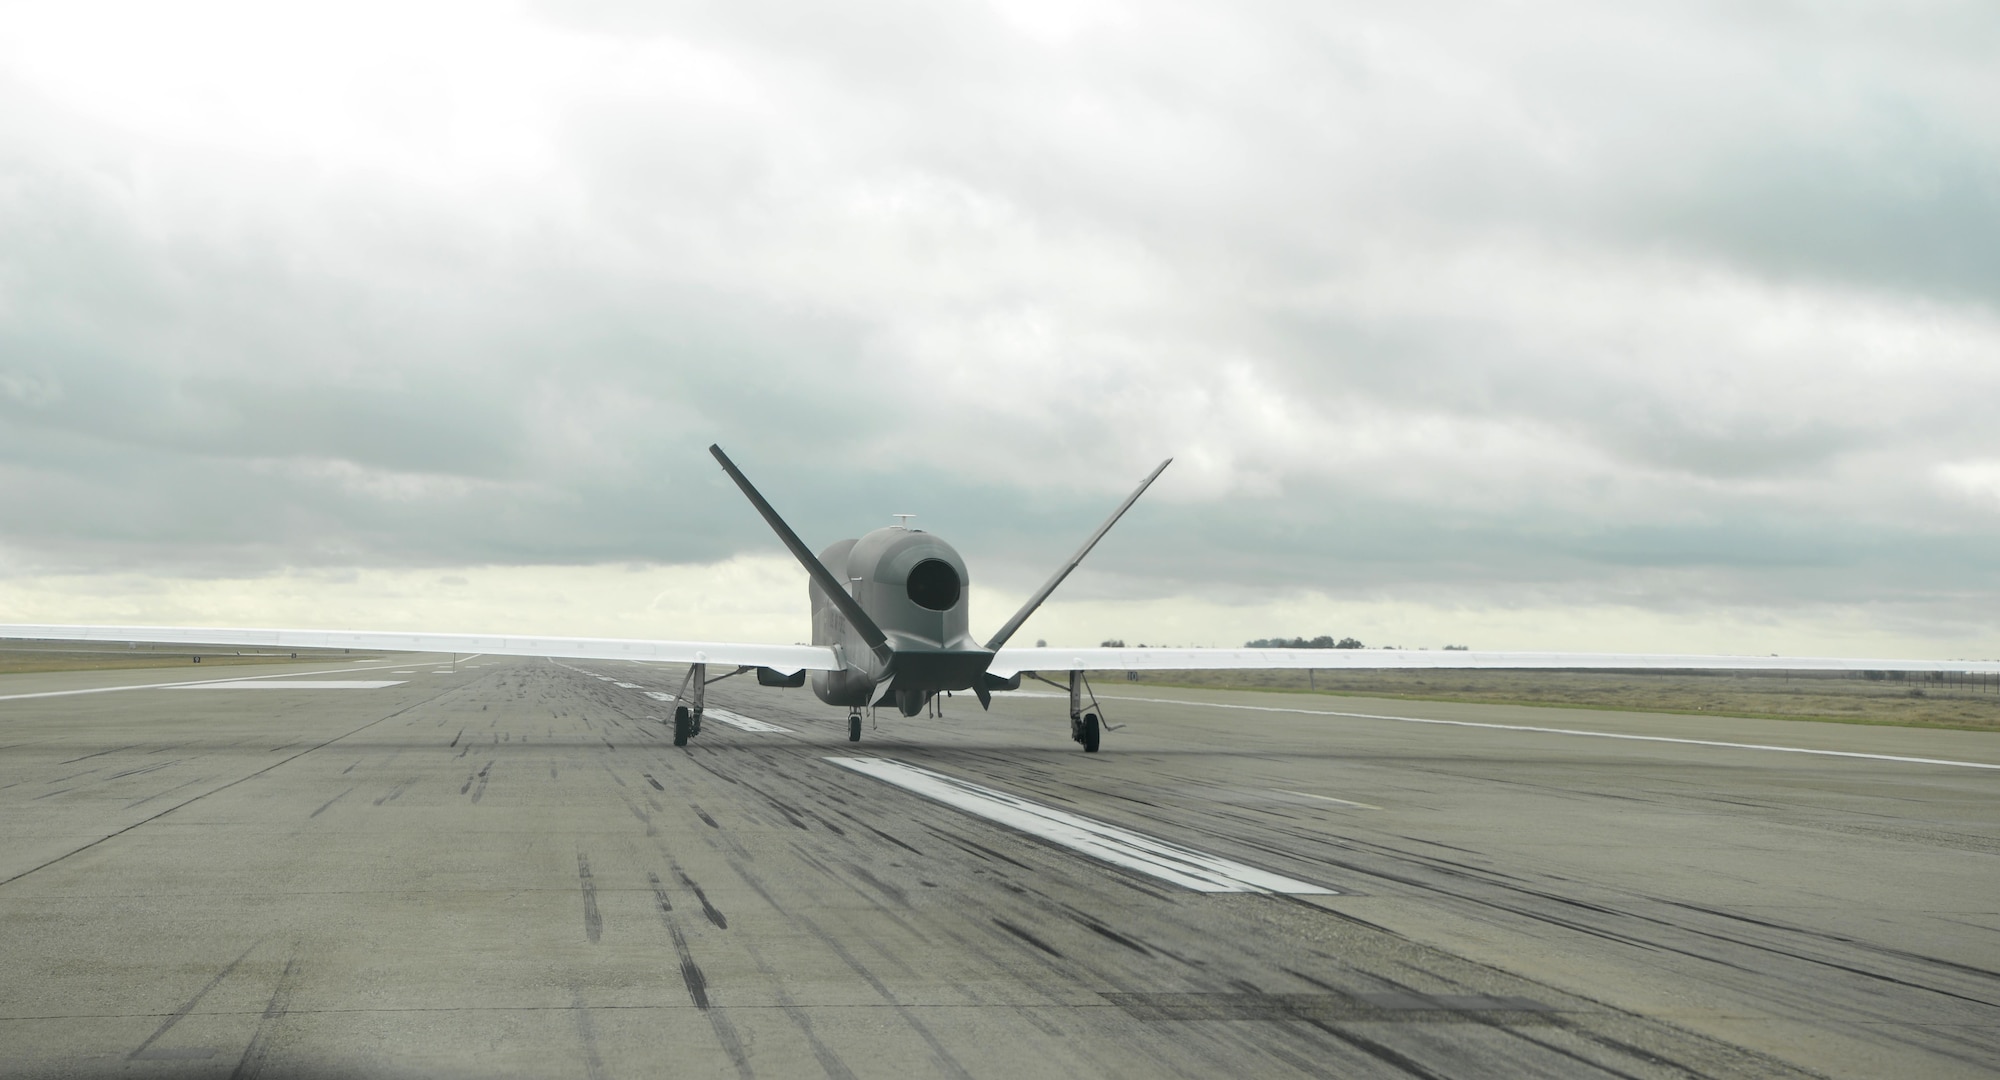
[811,527,992,714]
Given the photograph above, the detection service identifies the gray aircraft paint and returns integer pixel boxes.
[809,528,989,712]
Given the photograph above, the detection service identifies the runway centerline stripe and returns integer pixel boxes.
[1098,694,2000,771]
[706,708,792,733]
[1277,789,1381,810]
[828,757,1334,894]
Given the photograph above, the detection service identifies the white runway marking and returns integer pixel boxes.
[829,757,1335,894]
[644,691,674,702]
[0,665,410,702]
[1101,694,2000,771]
[1277,789,1381,810]
[705,708,793,733]
[614,682,642,689]
[170,680,406,690]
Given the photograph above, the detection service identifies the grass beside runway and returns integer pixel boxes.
[1120,666,2000,732]
[0,641,384,674]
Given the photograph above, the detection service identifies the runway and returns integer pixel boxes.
[2,656,1996,1078]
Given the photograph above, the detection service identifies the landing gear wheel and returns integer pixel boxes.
[849,712,862,742]
[673,706,692,747]
[1081,712,1100,753]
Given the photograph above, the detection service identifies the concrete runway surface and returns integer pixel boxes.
[1,655,1996,1079]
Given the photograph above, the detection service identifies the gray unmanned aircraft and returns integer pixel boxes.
[706,445,1169,750]
[7,444,2000,752]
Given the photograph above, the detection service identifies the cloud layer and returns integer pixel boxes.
[2,1,1997,654]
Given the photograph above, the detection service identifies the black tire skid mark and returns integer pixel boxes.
[795,906,977,1080]
[1310,968,1724,1080]
[570,990,610,1080]
[128,940,260,1061]
[0,683,468,890]
[1654,896,2000,997]
[228,950,306,1080]
[122,775,212,811]
[721,749,1344,1075]
[665,834,975,1080]
[310,787,354,818]
[672,863,729,929]
[1090,756,2000,1055]
[647,870,752,1076]
[809,755,1732,1076]
[577,852,603,944]
[634,681,1841,1075]
[622,796,658,836]
[55,743,143,766]
[1311,831,2000,1036]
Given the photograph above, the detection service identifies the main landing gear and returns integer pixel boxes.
[848,711,863,742]
[1024,668,1113,752]
[1072,710,1100,753]
[1067,668,1113,753]
[670,662,737,747]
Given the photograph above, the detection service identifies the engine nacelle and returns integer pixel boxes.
[811,665,875,707]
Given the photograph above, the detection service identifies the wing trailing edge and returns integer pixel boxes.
[0,623,842,673]
[985,646,2000,678]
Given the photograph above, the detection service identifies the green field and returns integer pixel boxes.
[1115,666,2000,732]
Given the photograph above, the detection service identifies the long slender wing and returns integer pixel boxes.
[0,623,840,674]
[987,646,2000,678]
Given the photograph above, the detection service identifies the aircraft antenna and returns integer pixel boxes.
[893,514,915,530]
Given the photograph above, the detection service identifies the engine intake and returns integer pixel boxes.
[905,558,961,611]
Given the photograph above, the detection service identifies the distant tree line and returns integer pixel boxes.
[1244,636,1364,649]
[1240,637,1475,650]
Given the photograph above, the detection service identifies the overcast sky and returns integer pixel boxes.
[2,0,1997,656]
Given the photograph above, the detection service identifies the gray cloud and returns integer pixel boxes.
[1,1,1997,644]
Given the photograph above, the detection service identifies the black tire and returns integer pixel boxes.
[1082,713,1100,753]
[849,713,862,742]
[673,706,691,747]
